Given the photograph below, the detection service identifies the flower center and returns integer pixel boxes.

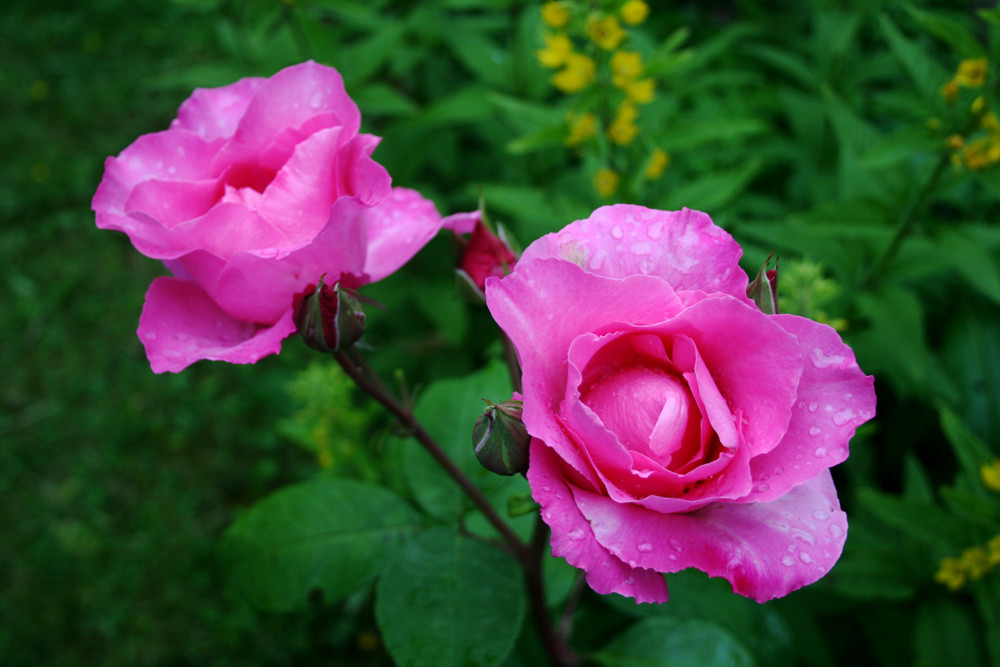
[582,365,698,464]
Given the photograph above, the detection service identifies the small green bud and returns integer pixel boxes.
[472,399,530,476]
[747,251,779,315]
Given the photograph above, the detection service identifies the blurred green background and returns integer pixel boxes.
[4,0,1000,664]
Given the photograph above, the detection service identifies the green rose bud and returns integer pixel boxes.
[472,399,530,476]
[747,251,779,315]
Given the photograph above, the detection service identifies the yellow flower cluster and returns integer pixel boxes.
[949,104,1000,171]
[942,58,988,103]
[536,0,662,197]
[935,535,1000,591]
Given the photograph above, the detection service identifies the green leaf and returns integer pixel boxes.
[221,478,422,611]
[938,406,995,482]
[352,83,419,117]
[858,125,941,168]
[593,616,755,667]
[401,361,514,521]
[936,229,1000,305]
[905,5,984,58]
[375,527,525,667]
[442,23,511,89]
[658,159,764,212]
[506,123,567,155]
[858,488,970,548]
[878,15,949,99]
[914,598,988,667]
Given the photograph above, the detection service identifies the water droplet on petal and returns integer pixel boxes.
[799,551,813,564]
[637,543,653,553]
[567,528,585,541]
[829,524,845,539]
[145,331,158,341]
[808,402,818,412]
[669,538,683,552]
[809,427,822,436]
[814,446,828,458]
[611,225,624,239]
[781,556,795,567]
[812,509,829,521]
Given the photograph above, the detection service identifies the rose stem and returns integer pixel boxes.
[526,516,578,666]
[332,349,528,560]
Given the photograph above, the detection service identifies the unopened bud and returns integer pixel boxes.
[472,399,530,476]
[454,220,518,301]
[747,251,779,315]
[292,276,366,353]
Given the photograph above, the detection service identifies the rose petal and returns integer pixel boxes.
[442,210,481,234]
[746,315,876,502]
[574,470,848,603]
[362,187,443,282]
[138,277,297,373]
[218,61,361,172]
[211,196,369,323]
[529,439,670,604]
[520,206,750,300]
[170,77,264,142]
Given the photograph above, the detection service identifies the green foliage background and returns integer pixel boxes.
[3,0,1000,664]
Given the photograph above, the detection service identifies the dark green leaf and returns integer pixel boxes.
[221,478,422,611]
[593,616,755,667]
[375,528,525,667]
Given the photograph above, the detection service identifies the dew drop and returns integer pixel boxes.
[637,542,653,553]
[812,509,829,521]
[814,446,828,458]
[542,485,551,492]
[832,409,855,426]
[798,551,813,564]
[611,225,624,239]
[755,482,769,493]
[669,538,683,552]
[144,331,158,341]
[309,91,323,109]
[628,559,637,567]
[177,146,186,157]
[781,556,795,567]
[567,528,585,541]
[829,524,845,539]
[808,402,818,412]
[668,554,677,561]
[809,427,822,436]
[790,528,816,546]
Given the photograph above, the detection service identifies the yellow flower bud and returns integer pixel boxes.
[610,50,643,87]
[954,58,988,88]
[551,52,597,92]
[537,32,573,68]
[541,2,570,28]
[593,168,620,197]
[620,0,649,25]
[625,78,656,103]
[587,15,626,50]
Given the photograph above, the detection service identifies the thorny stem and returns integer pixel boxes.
[863,150,951,288]
[332,349,528,561]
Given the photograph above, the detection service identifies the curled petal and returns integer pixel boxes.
[170,77,264,142]
[362,187,444,282]
[575,470,848,602]
[529,439,670,603]
[138,277,297,373]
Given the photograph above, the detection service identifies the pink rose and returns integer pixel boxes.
[93,61,445,373]
[486,206,875,603]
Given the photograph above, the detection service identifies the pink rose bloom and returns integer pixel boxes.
[486,206,875,603]
[93,61,445,373]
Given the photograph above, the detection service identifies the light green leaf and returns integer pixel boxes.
[221,478,422,611]
[376,527,525,667]
[878,15,949,99]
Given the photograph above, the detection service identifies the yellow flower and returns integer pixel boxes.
[947,133,965,150]
[537,32,573,68]
[963,136,1000,170]
[610,50,643,87]
[565,111,597,146]
[941,81,959,104]
[961,546,991,580]
[955,58,988,88]
[541,2,570,28]
[982,111,1000,134]
[615,101,638,122]
[982,459,1000,492]
[587,15,626,50]
[644,148,670,179]
[625,78,656,103]
[551,52,596,92]
[620,0,649,25]
[593,168,620,197]
[607,117,638,145]
[934,555,966,591]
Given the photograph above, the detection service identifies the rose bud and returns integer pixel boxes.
[747,251,779,315]
[292,277,366,353]
[472,399,530,476]
[454,220,518,301]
